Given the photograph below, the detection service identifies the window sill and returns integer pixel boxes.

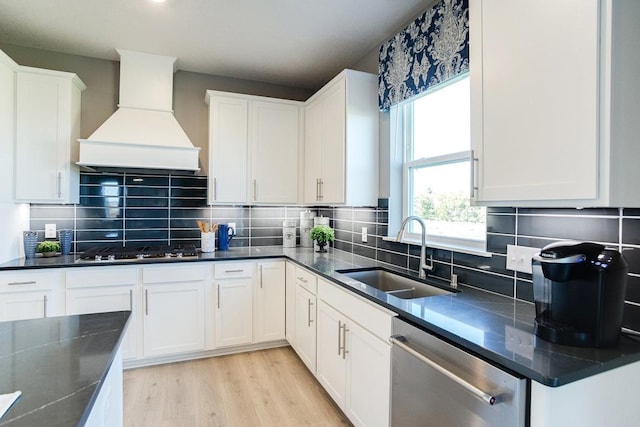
[382,236,492,257]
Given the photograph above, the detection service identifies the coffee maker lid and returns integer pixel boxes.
[537,241,604,263]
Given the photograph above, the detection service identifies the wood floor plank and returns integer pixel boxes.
[123,347,352,427]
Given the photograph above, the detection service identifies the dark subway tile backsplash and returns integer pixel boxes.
[29,174,640,332]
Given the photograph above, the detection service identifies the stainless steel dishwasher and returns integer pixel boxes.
[390,317,527,427]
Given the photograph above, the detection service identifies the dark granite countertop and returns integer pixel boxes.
[0,311,130,426]
[2,247,640,387]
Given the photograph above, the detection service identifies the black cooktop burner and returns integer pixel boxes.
[78,244,198,262]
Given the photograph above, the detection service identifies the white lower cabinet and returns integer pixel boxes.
[317,277,392,427]
[142,264,206,358]
[214,262,254,348]
[84,346,124,427]
[292,266,318,373]
[0,270,63,321]
[254,260,285,343]
[66,267,139,360]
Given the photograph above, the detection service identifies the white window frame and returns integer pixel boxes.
[393,77,487,255]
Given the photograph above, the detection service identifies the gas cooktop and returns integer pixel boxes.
[77,244,198,262]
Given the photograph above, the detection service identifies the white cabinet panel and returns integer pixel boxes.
[470,0,640,206]
[15,68,85,203]
[0,270,63,321]
[254,261,285,343]
[206,91,302,205]
[304,69,378,206]
[142,265,206,358]
[206,94,249,204]
[250,101,300,203]
[285,261,296,344]
[214,277,253,348]
[294,283,317,373]
[317,300,348,406]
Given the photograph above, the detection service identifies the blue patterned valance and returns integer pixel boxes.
[378,0,469,111]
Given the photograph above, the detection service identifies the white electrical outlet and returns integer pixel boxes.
[45,224,56,239]
[506,244,540,274]
[361,227,367,243]
[228,222,236,232]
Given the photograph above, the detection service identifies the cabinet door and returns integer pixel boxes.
[285,262,296,344]
[294,284,317,373]
[251,101,300,203]
[254,261,285,343]
[0,290,51,321]
[214,278,253,348]
[317,300,348,409]
[15,71,81,203]
[66,286,138,360]
[208,95,249,204]
[143,281,205,357]
[345,321,391,427]
[304,99,323,203]
[319,79,346,203]
[471,0,599,203]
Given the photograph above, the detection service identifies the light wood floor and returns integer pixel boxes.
[123,346,352,427]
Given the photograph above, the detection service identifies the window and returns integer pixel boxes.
[399,74,486,252]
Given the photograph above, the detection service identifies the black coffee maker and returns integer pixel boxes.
[532,241,628,347]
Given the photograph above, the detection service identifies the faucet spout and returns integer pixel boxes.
[396,216,433,279]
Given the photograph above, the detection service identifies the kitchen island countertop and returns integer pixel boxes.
[2,247,640,387]
[0,311,130,426]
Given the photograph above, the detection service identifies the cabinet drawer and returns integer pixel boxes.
[143,264,207,284]
[214,262,254,279]
[66,267,139,288]
[318,278,394,341]
[0,271,58,291]
[294,266,317,295]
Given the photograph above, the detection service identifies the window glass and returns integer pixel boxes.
[411,78,470,160]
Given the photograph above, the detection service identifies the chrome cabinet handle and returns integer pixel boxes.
[470,150,478,199]
[297,276,308,283]
[307,299,314,327]
[8,281,36,286]
[129,289,133,311]
[390,334,499,406]
[316,178,321,202]
[342,324,349,360]
[43,295,48,317]
[217,284,221,309]
[224,269,244,274]
[57,172,62,198]
[338,320,342,356]
[259,264,263,288]
[253,179,257,201]
[145,289,149,315]
[213,178,217,201]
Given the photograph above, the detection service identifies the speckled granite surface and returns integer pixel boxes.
[2,247,640,387]
[0,311,129,426]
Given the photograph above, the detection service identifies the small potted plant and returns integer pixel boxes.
[310,225,335,253]
[37,241,60,257]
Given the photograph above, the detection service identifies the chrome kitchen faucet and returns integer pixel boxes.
[396,216,434,279]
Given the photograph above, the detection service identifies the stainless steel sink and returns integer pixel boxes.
[336,267,456,299]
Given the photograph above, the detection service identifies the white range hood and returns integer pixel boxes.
[78,49,200,173]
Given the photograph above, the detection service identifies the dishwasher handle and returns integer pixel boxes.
[390,334,498,406]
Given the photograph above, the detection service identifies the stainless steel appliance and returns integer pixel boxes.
[390,317,526,427]
[76,244,197,262]
[532,241,628,347]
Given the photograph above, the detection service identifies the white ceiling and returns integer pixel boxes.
[0,0,431,89]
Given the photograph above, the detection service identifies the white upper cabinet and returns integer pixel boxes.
[470,0,640,207]
[206,93,249,204]
[303,69,379,206]
[15,67,85,204]
[206,90,302,205]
